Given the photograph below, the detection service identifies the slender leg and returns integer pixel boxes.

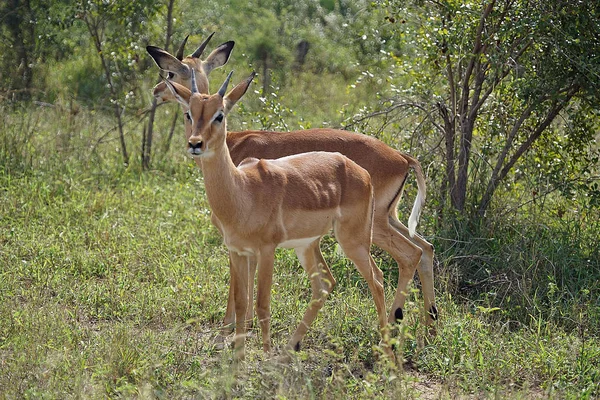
[245,255,257,322]
[287,239,336,352]
[335,215,393,359]
[372,215,422,325]
[341,245,388,332]
[388,216,438,324]
[255,247,276,353]
[229,251,250,360]
[222,253,257,338]
[221,256,236,336]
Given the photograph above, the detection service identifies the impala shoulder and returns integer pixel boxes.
[242,158,286,181]
[237,157,260,168]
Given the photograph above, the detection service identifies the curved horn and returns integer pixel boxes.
[175,35,190,60]
[191,69,199,95]
[191,32,216,59]
[218,71,234,97]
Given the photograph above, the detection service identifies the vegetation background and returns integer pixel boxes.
[1,0,599,398]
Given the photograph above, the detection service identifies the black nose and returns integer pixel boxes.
[188,141,202,150]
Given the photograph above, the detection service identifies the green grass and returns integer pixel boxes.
[1,105,599,398]
[0,167,414,398]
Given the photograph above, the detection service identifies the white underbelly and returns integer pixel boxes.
[279,236,322,249]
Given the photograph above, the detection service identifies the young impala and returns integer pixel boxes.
[146,35,438,331]
[163,70,391,360]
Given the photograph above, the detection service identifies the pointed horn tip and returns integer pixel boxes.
[191,31,216,59]
[175,34,190,60]
[217,71,234,97]
[226,70,235,86]
[223,70,234,85]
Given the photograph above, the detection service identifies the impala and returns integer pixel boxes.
[163,70,391,360]
[146,32,234,96]
[146,35,438,329]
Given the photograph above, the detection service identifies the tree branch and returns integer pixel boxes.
[342,102,445,135]
[458,0,494,119]
[477,83,581,215]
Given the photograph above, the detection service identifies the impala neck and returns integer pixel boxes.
[199,139,245,223]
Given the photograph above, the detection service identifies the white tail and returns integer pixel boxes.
[405,152,427,237]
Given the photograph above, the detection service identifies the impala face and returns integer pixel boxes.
[163,69,235,160]
[185,96,226,159]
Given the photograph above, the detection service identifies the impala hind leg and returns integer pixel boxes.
[343,245,395,359]
[335,224,393,359]
[286,239,336,353]
[372,216,422,325]
[340,245,387,330]
[388,216,438,325]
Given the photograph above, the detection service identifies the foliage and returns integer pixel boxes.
[376,0,600,216]
[1,0,600,398]
[0,0,75,99]
[2,86,600,398]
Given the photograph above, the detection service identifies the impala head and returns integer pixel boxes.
[146,32,234,99]
[164,70,256,158]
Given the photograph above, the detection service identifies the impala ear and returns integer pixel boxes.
[146,45,191,78]
[162,79,191,108]
[202,41,235,76]
[224,72,256,114]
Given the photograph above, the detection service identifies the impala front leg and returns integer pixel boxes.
[221,256,236,337]
[230,251,250,360]
[222,252,257,337]
[255,247,276,353]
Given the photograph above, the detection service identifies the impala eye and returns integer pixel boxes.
[167,72,175,79]
[214,113,224,123]
[185,111,191,121]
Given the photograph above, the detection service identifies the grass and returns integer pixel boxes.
[0,167,413,398]
[1,104,599,398]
